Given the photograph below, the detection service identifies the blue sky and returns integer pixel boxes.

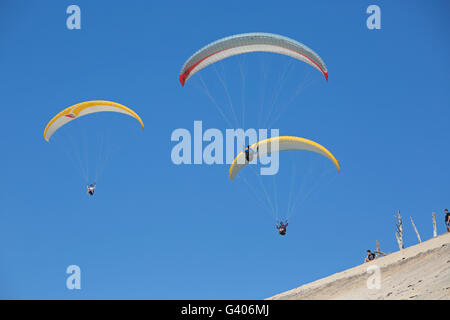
[0,0,449,299]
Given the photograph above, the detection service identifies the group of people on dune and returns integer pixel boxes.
[364,209,450,263]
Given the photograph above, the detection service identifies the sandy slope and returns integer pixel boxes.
[268,232,450,300]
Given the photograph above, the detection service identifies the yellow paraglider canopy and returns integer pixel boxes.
[229,136,340,180]
[43,100,144,142]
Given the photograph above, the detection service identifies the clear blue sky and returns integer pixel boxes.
[0,0,449,299]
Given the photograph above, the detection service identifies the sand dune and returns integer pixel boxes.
[268,232,450,300]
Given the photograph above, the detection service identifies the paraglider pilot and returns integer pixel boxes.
[244,144,259,162]
[276,220,288,235]
[87,183,96,196]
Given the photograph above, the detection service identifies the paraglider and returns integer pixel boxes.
[230,136,340,233]
[179,32,328,86]
[244,144,259,162]
[276,220,289,236]
[86,183,96,196]
[44,100,144,194]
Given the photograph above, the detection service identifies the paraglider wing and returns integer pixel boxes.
[229,136,340,180]
[179,32,328,86]
[43,100,144,142]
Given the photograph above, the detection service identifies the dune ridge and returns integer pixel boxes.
[268,232,450,300]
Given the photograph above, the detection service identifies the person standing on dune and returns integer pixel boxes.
[445,209,450,232]
[364,250,376,263]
